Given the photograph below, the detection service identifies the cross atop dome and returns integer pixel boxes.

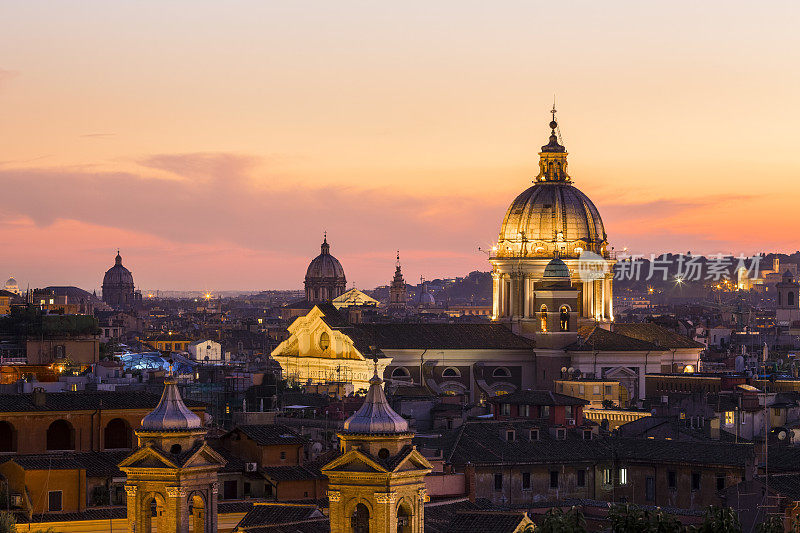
[540,105,566,155]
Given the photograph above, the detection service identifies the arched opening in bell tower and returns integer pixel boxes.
[189,493,206,533]
[142,493,166,533]
[560,305,570,331]
[397,501,413,533]
[351,503,370,533]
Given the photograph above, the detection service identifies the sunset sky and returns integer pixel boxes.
[1,1,798,291]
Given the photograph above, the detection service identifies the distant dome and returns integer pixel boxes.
[420,292,435,306]
[305,236,347,302]
[102,251,136,308]
[141,379,202,431]
[305,238,345,281]
[103,252,134,287]
[343,372,409,434]
[543,257,571,279]
[5,277,17,287]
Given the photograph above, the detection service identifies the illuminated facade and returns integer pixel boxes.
[490,112,614,336]
[271,305,391,391]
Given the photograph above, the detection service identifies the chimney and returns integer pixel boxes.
[464,463,476,502]
[32,387,46,407]
[709,417,720,440]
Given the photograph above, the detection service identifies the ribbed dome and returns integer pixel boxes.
[495,115,609,260]
[103,252,134,287]
[543,256,571,278]
[343,372,409,434]
[305,238,345,281]
[498,182,606,253]
[141,379,202,431]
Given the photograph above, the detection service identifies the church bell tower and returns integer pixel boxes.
[119,376,225,533]
[322,364,432,533]
[389,251,408,311]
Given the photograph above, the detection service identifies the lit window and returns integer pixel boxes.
[724,411,734,425]
[619,468,628,485]
[603,468,612,485]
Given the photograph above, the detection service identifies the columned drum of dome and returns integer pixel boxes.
[304,235,347,303]
[490,113,615,336]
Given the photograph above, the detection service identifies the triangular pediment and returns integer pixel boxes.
[390,449,433,473]
[182,443,227,468]
[119,446,178,470]
[321,449,387,474]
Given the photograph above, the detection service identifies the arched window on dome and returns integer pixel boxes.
[391,367,411,381]
[560,305,570,332]
[540,305,548,333]
[492,367,511,379]
[442,367,461,379]
[574,247,584,255]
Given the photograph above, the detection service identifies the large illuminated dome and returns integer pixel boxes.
[489,111,615,329]
[495,118,609,259]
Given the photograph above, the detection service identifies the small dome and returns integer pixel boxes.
[420,292,435,306]
[5,277,17,287]
[103,252,134,287]
[141,379,202,431]
[343,372,409,434]
[305,238,346,281]
[543,257,571,279]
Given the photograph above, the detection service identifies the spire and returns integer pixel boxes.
[541,103,566,153]
[396,250,401,268]
[115,250,122,265]
[343,359,409,434]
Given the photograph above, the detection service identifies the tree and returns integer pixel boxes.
[0,512,15,533]
[536,506,587,533]
[691,506,741,533]
[608,503,684,533]
[755,515,784,533]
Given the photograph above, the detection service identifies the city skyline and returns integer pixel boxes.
[2,1,799,290]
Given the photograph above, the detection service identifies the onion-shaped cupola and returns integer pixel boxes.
[343,367,409,434]
[141,378,202,431]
